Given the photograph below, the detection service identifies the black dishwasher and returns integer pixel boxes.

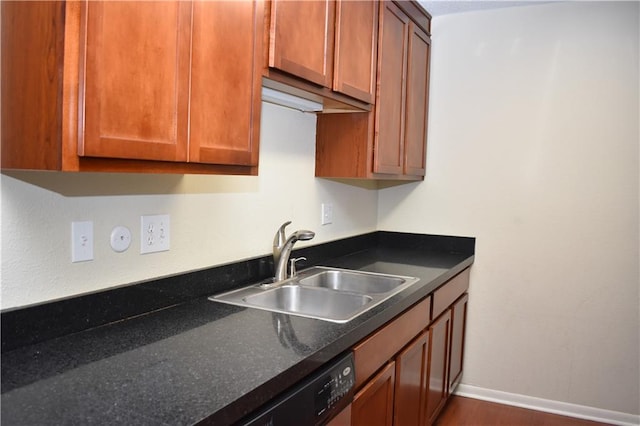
[240,352,355,426]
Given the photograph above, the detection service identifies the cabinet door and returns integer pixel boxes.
[394,330,429,426]
[268,0,334,88]
[448,294,468,394]
[403,21,430,177]
[189,1,262,166]
[352,361,395,426]
[426,310,451,425]
[326,403,351,426]
[373,1,409,175]
[333,0,378,103]
[81,1,191,162]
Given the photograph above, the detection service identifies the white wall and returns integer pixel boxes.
[379,1,639,416]
[0,102,379,309]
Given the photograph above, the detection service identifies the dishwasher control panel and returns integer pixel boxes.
[241,352,355,426]
[314,355,355,418]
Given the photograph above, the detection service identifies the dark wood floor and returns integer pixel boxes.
[435,396,612,426]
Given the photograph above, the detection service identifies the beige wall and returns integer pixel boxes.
[1,0,638,419]
[378,1,639,416]
[1,102,379,309]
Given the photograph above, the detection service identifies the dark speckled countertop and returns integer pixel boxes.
[1,232,474,425]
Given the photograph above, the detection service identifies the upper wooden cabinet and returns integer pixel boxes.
[268,0,334,88]
[264,0,378,108]
[1,1,263,174]
[403,21,431,176]
[81,2,192,163]
[333,0,379,104]
[316,0,431,181]
[373,1,410,175]
[189,1,262,167]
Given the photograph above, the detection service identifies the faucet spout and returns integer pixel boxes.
[272,222,315,282]
[272,221,291,268]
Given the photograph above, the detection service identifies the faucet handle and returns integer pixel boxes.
[289,257,306,277]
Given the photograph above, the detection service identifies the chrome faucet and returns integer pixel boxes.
[273,221,315,282]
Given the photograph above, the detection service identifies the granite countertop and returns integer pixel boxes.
[1,232,475,425]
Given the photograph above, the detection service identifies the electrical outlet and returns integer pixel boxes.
[140,214,170,254]
[71,221,94,262]
[321,203,333,225]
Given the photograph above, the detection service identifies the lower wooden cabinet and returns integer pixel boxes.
[448,293,469,393]
[425,309,452,424]
[348,267,471,426]
[394,331,429,425]
[327,403,352,426]
[352,361,396,426]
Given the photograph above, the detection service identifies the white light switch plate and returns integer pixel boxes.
[140,214,170,254]
[321,203,333,225]
[71,221,94,262]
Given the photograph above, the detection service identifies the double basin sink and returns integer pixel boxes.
[209,267,420,323]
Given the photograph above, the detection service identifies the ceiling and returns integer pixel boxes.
[418,1,551,17]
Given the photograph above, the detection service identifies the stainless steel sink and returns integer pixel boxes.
[298,269,405,294]
[243,285,373,322]
[208,267,420,323]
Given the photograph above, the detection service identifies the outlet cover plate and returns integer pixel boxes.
[140,214,170,254]
[71,221,94,262]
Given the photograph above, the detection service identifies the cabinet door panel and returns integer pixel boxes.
[326,403,351,426]
[395,331,429,426]
[333,0,378,103]
[404,22,430,176]
[190,1,262,166]
[373,1,409,175]
[426,310,451,424]
[448,294,468,394]
[352,362,395,426]
[269,0,334,88]
[81,1,191,162]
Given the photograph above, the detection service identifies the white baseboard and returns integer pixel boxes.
[454,384,640,426]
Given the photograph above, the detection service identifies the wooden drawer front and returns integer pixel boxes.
[353,296,431,389]
[432,268,470,320]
